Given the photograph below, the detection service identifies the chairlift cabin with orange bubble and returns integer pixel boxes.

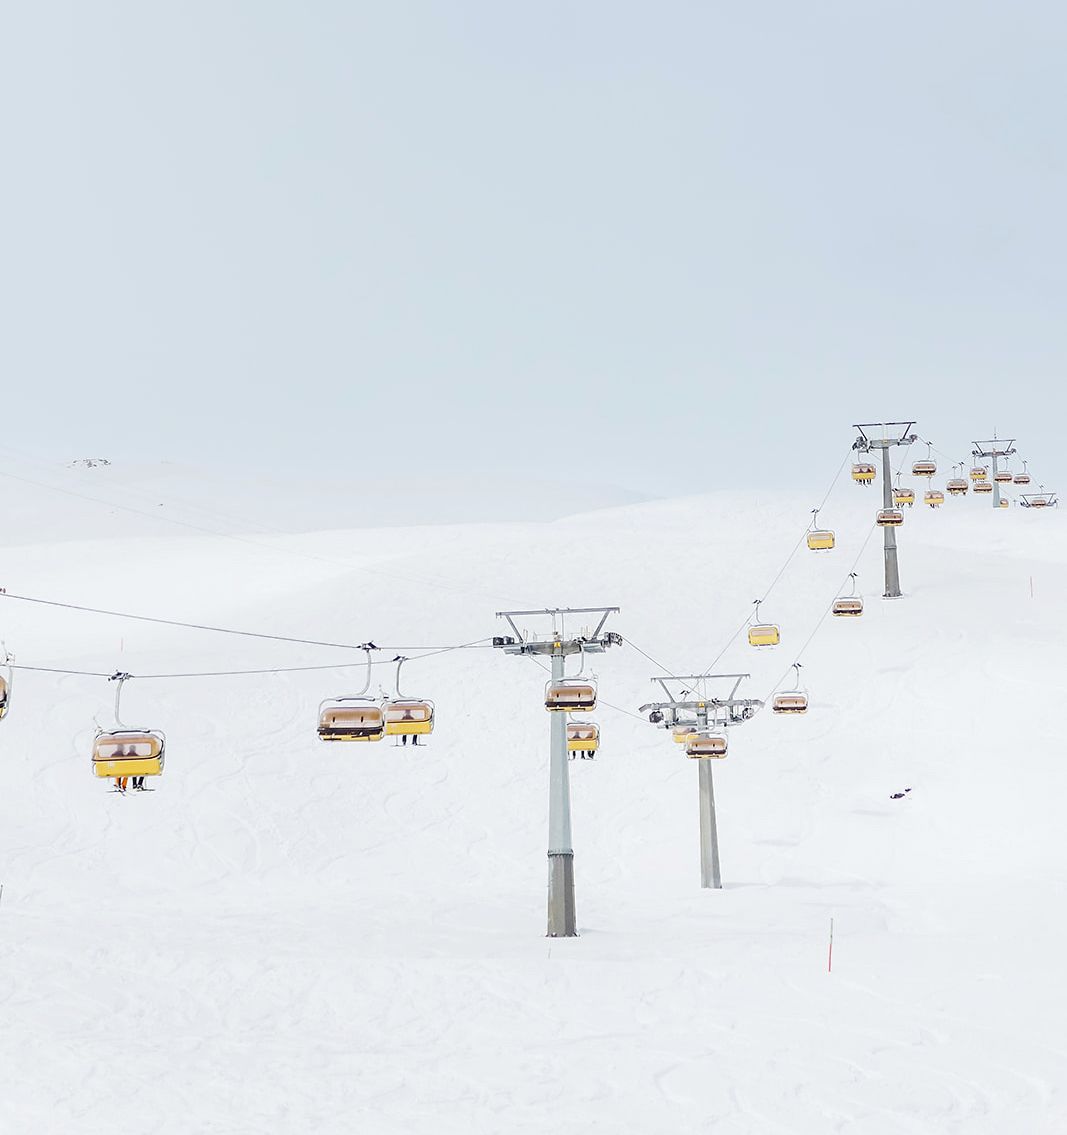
[317,649,385,742]
[567,721,600,756]
[685,731,728,759]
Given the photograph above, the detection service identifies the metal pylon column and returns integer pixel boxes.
[698,760,721,889]
[547,651,576,936]
[881,444,901,598]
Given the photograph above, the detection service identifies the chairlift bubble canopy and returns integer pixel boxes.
[748,624,780,647]
[806,529,835,551]
[567,721,600,752]
[851,463,877,483]
[318,698,385,742]
[92,729,165,778]
[545,679,597,712]
[383,699,434,736]
[685,732,728,759]
[772,692,808,714]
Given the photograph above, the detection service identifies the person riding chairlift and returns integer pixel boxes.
[400,706,420,746]
[112,745,130,793]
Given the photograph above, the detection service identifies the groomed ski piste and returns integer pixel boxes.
[0,455,1064,1133]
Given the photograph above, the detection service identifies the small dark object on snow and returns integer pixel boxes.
[889,788,913,800]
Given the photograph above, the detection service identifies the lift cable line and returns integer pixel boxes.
[764,522,881,705]
[689,446,855,680]
[585,448,855,689]
[493,607,622,938]
[7,639,492,683]
[852,421,918,598]
[621,637,677,677]
[0,590,494,655]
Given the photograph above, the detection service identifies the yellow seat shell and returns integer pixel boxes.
[806,530,835,551]
[567,722,600,753]
[748,624,780,647]
[92,731,165,778]
[383,700,434,736]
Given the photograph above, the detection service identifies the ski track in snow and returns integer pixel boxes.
[0,488,1064,1131]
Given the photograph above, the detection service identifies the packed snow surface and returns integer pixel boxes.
[0,465,1064,1132]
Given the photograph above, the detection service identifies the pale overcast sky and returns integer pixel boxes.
[2,2,1064,494]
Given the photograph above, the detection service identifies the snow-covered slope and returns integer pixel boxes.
[0,452,648,544]
[0,470,1064,1133]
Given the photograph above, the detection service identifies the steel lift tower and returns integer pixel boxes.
[493,607,621,937]
[640,673,762,889]
[852,421,918,598]
[973,436,1017,510]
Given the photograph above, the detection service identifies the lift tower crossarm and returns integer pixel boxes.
[850,420,918,598]
[852,421,917,450]
[494,607,621,655]
[492,606,621,938]
[639,698,763,718]
[650,672,752,704]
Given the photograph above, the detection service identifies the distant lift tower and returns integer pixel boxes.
[973,436,1017,510]
[852,421,918,598]
[493,607,621,937]
[639,673,762,890]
